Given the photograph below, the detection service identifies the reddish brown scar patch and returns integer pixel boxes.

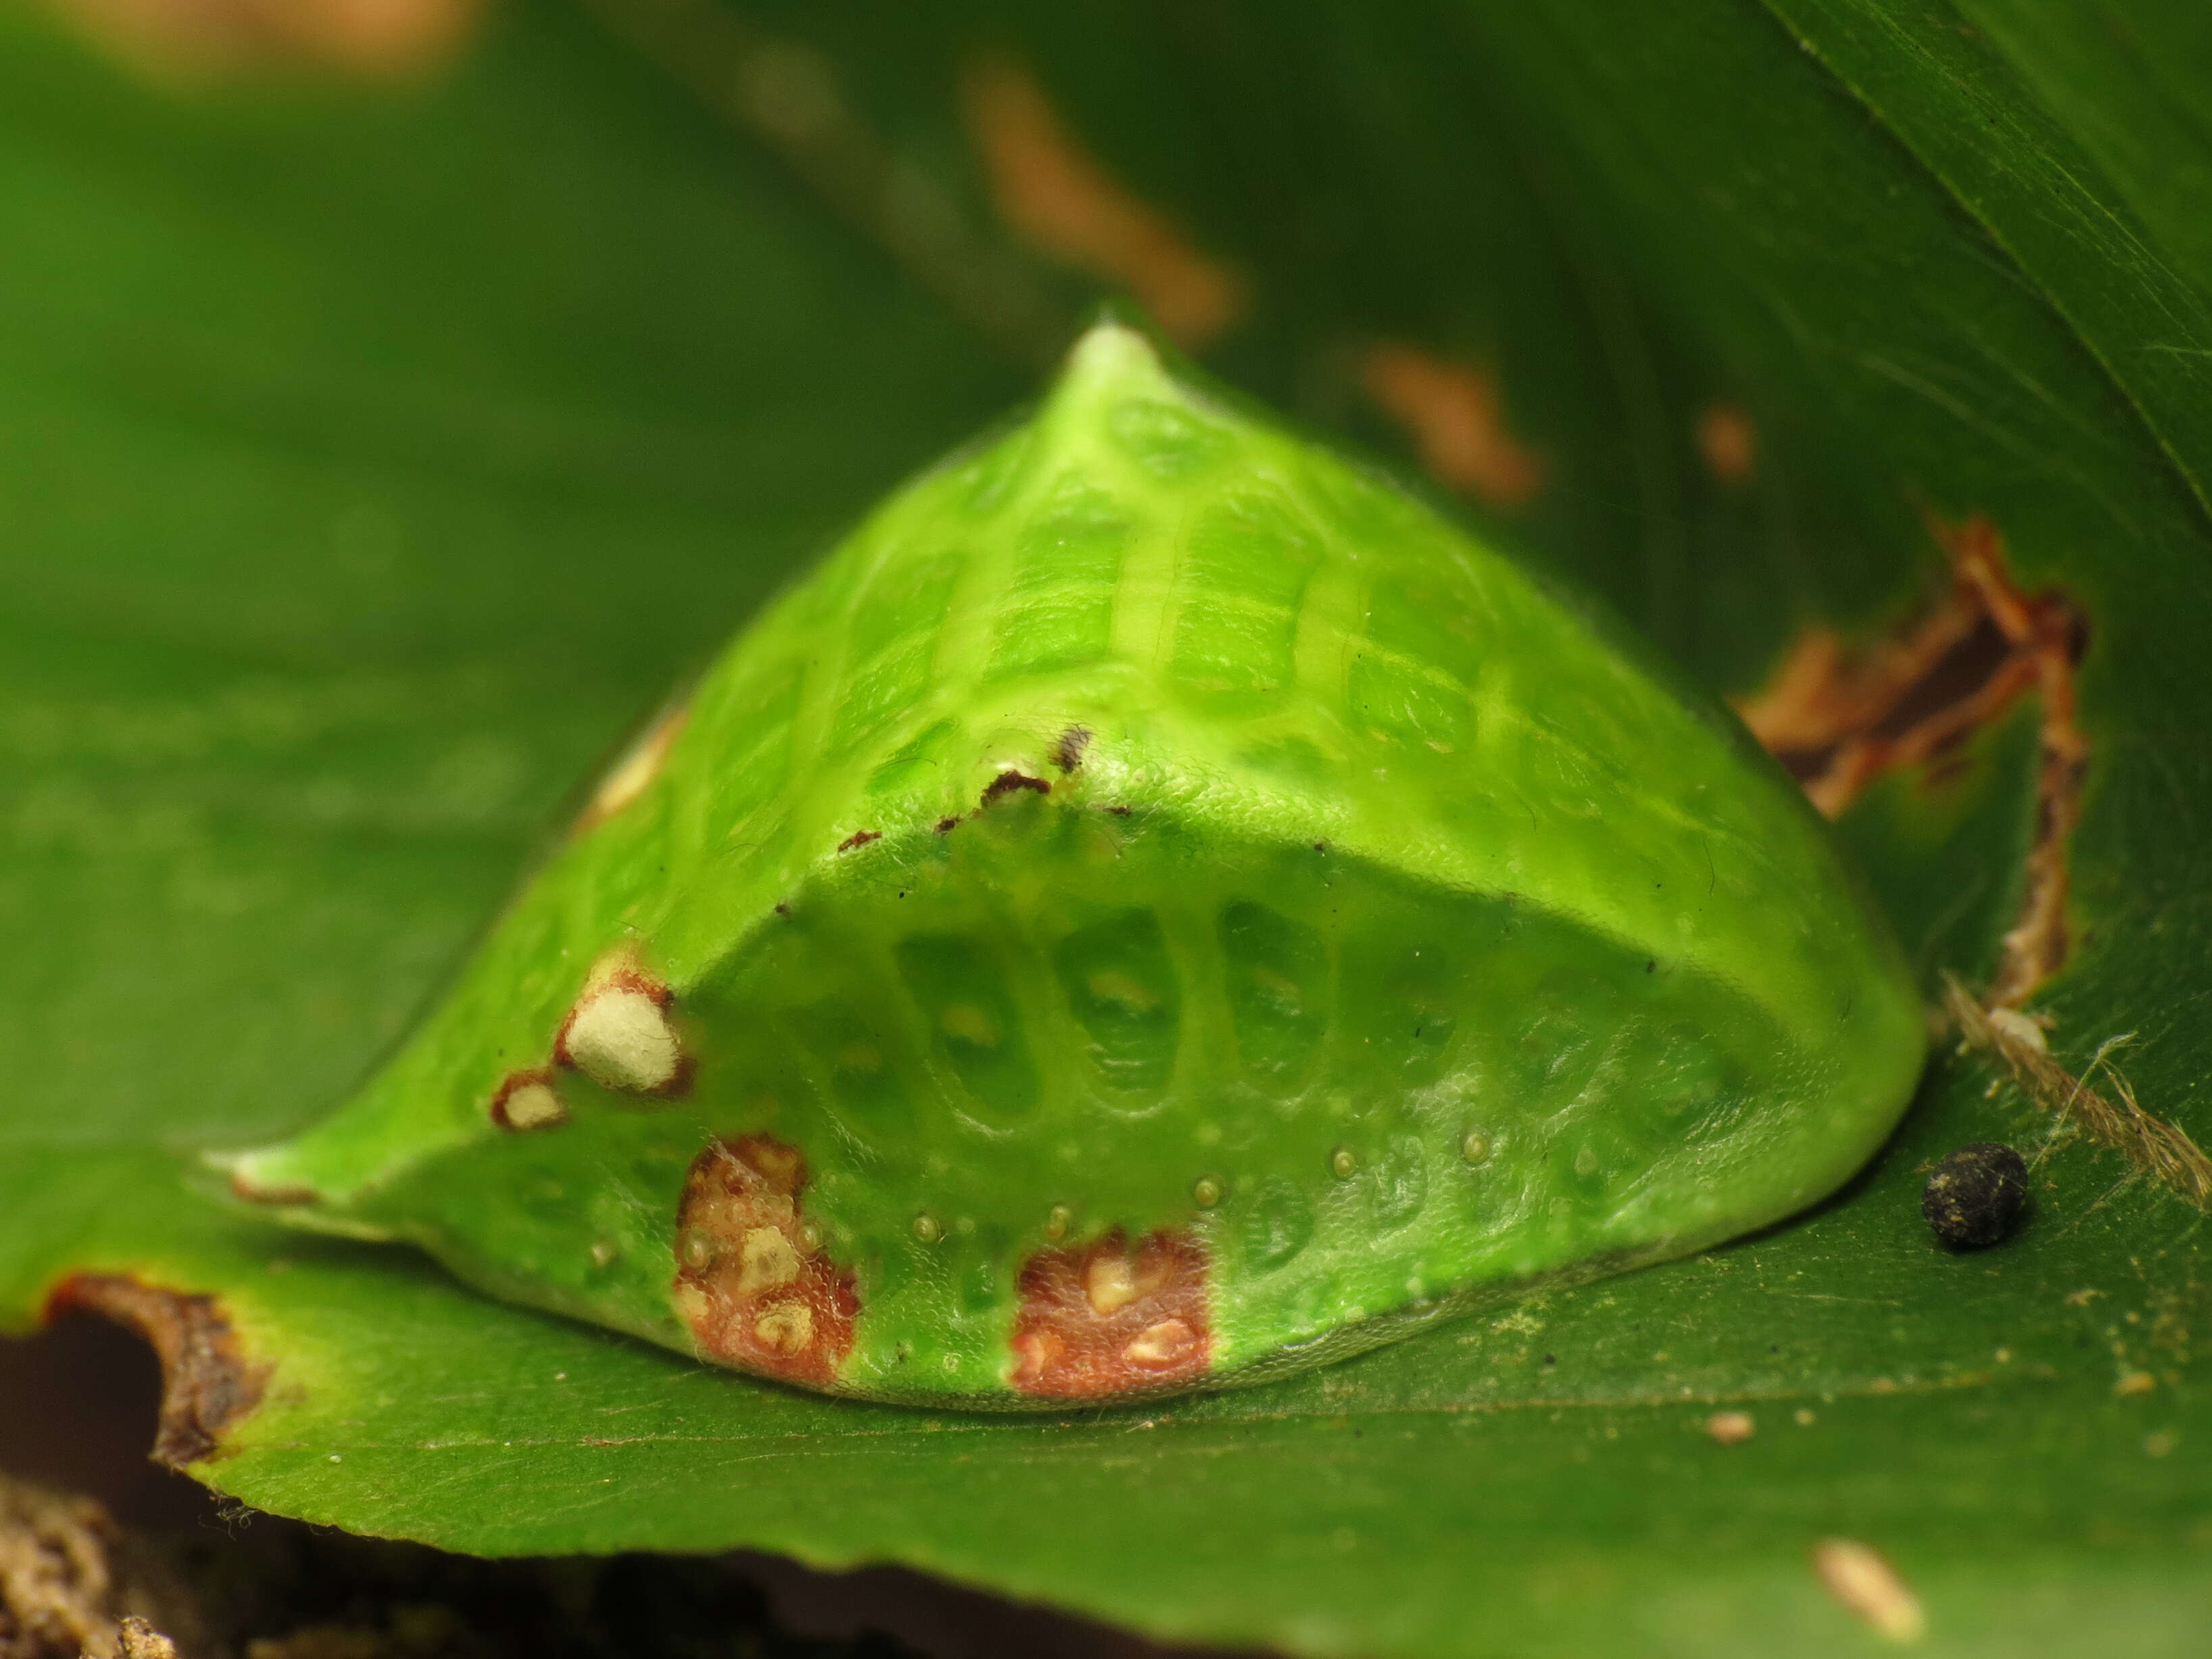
[1360,343,1546,509]
[46,1275,268,1466]
[961,53,1245,348]
[1696,403,1758,485]
[1009,1229,1211,1399]
[673,1135,856,1388]
[1735,512,2088,1005]
[489,1068,567,1131]
[934,816,962,834]
[554,956,691,1098]
[837,830,882,852]
[980,769,1050,808]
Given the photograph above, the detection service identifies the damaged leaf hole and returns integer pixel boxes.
[1736,512,2085,1005]
[1737,512,2211,1209]
[42,1277,268,1469]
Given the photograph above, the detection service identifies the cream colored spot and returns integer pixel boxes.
[499,1082,566,1130]
[1987,1007,2048,1053]
[738,1226,802,1295]
[1087,970,1157,1014]
[566,986,681,1094]
[673,1280,713,1330]
[1086,1253,1139,1316]
[577,702,688,833]
[940,1004,999,1047]
[678,1228,718,1272]
[1123,1318,1197,1371]
[1705,1410,1756,1446]
[753,1301,815,1356]
[1811,1538,1924,1643]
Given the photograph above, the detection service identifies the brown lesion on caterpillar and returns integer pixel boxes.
[1734,512,2087,1006]
[1009,1228,1210,1398]
[673,1135,857,1387]
[489,1068,567,1132]
[980,769,1050,808]
[45,1275,269,1467]
[934,816,962,834]
[573,700,691,836]
[1358,343,1547,510]
[555,953,691,1099]
[836,829,882,852]
[960,53,1245,349]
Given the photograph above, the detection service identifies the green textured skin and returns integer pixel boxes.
[226,324,1927,1405]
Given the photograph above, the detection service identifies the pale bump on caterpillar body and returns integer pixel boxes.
[222,324,1925,1405]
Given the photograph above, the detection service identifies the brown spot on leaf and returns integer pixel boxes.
[45,1277,267,1468]
[1009,1229,1210,1399]
[488,1069,567,1132]
[673,1136,857,1389]
[934,816,962,834]
[555,955,690,1099]
[1736,513,2088,1005]
[961,53,1245,347]
[1810,1538,1924,1643]
[45,0,481,82]
[1360,343,1546,508]
[836,830,882,852]
[1053,725,1092,773]
[573,700,690,836]
[1695,404,1758,485]
[979,769,1050,808]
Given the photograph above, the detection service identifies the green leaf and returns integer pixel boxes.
[7,3,2212,1657]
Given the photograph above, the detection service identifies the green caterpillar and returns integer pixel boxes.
[224,323,1925,1405]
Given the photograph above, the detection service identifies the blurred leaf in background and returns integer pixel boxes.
[3,2,2211,1656]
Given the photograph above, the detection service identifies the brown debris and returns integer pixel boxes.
[1009,1230,1210,1399]
[1942,974,2212,1209]
[961,53,1245,347]
[835,830,882,852]
[43,1278,268,1468]
[1696,403,1758,485]
[1051,725,1092,773]
[1359,344,1546,508]
[978,769,1050,808]
[43,0,480,82]
[0,1479,195,1659]
[672,1136,857,1389]
[1735,513,2088,1005]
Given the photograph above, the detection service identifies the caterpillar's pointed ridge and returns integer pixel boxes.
[224,322,1925,1405]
